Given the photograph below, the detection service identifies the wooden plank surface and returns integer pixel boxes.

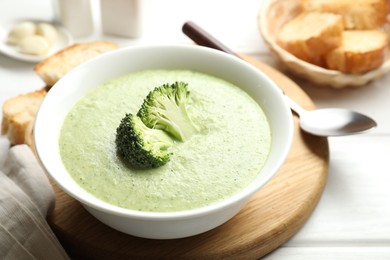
[46,56,329,259]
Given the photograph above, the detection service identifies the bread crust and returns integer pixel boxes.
[1,89,47,146]
[301,0,389,29]
[325,30,388,74]
[277,12,343,65]
[34,41,119,86]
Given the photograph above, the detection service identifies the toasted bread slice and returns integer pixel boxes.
[7,111,35,146]
[1,89,47,146]
[34,41,119,86]
[301,0,389,30]
[277,12,343,65]
[325,30,388,74]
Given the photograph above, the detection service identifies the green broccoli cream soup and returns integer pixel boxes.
[59,70,271,212]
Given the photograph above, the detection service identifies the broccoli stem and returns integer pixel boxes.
[138,81,199,142]
[152,94,199,141]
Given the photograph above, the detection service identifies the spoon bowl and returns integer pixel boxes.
[300,108,377,136]
[182,21,378,137]
[285,95,377,136]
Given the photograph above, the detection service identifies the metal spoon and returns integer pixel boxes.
[182,21,377,137]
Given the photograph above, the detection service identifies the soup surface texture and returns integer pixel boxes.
[59,70,271,212]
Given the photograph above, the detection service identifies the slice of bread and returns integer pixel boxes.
[325,30,388,74]
[34,41,119,86]
[277,12,343,65]
[7,111,35,147]
[301,0,389,30]
[1,89,47,146]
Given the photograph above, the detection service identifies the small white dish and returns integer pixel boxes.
[0,19,73,63]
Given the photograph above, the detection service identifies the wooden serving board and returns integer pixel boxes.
[47,56,329,259]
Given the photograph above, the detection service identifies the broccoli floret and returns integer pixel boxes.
[137,82,199,141]
[115,113,173,169]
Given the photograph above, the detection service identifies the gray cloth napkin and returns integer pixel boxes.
[0,142,69,260]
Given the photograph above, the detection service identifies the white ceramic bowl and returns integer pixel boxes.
[34,45,293,239]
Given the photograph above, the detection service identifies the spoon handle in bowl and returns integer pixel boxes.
[182,21,238,57]
[182,21,301,114]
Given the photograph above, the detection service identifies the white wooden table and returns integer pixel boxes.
[1,0,390,259]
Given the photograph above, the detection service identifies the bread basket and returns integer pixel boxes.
[258,0,390,88]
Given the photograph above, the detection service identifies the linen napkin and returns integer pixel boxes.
[0,141,69,260]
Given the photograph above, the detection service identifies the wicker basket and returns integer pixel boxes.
[257,0,390,88]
